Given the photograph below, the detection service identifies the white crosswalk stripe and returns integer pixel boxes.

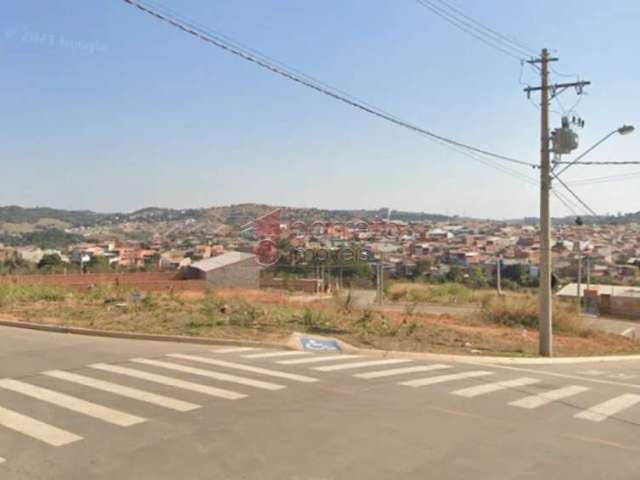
[277,354,363,365]
[509,385,590,409]
[131,358,285,391]
[212,347,262,354]
[167,354,318,383]
[243,351,311,359]
[0,405,82,446]
[575,394,640,422]
[89,363,247,400]
[314,358,413,372]
[0,456,5,464]
[401,370,494,387]
[42,370,200,412]
[452,377,540,398]
[0,379,145,427]
[354,364,452,379]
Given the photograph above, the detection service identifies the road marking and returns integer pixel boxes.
[452,377,540,398]
[480,364,640,390]
[131,358,285,391]
[401,370,494,387]
[42,370,200,412]
[354,364,452,379]
[575,394,640,422]
[89,363,247,399]
[277,354,363,365]
[0,457,5,464]
[0,405,82,446]
[564,434,640,452]
[0,379,145,427]
[622,327,635,337]
[243,351,311,359]
[212,347,262,354]
[167,354,319,383]
[314,358,413,372]
[509,385,590,409]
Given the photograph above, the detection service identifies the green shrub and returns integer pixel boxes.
[0,284,67,304]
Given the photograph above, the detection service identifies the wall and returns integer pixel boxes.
[260,277,322,294]
[204,258,261,289]
[0,272,207,292]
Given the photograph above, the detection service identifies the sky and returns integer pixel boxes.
[1,0,639,219]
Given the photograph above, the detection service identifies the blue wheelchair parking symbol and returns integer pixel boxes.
[300,336,341,352]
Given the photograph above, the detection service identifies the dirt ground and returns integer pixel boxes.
[2,286,640,357]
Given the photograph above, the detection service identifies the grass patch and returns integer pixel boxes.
[389,282,477,304]
[0,285,637,357]
[0,284,67,304]
[476,295,586,335]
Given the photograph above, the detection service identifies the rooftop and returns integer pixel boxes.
[190,251,256,272]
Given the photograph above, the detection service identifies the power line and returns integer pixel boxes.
[551,189,579,216]
[432,0,537,56]
[567,171,640,186]
[551,172,598,217]
[431,136,539,186]
[414,0,529,61]
[120,0,537,169]
[555,160,640,166]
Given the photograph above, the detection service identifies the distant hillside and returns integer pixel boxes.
[0,206,107,227]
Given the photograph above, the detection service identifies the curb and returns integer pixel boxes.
[0,319,284,350]
[347,346,640,365]
[2,319,640,365]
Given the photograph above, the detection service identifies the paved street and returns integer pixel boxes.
[2,326,640,479]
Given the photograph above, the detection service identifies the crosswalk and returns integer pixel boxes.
[0,349,322,466]
[2,346,640,467]
[43,370,201,412]
[227,348,640,424]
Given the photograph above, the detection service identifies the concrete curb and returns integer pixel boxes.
[0,319,283,349]
[284,331,640,364]
[347,347,640,365]
[2,319,640,364]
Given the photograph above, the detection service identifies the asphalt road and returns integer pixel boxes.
[2,326,640,479]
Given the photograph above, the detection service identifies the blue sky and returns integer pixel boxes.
[1,1,638,219]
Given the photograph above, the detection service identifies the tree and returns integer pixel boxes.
[37,253,63,270]
[87,255,111,273]
[446,265,465,283]
[467,266,489,289]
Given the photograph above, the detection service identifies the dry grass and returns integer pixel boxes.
[0,284,638,357]
[475,295,585,335]
[387,282,532,306]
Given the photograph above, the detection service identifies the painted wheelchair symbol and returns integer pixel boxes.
[301,337,340,352]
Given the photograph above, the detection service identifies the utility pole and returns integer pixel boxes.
[496,255,503,296]
[524,49,590,357]
[376,259,383,304]
[576,253,582,314]
[532,48,554,356]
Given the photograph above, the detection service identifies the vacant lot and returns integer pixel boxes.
[1,284,638,357]
[386,282,534,305]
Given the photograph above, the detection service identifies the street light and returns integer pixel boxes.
[618,125,635,136]
[555,124,635,176]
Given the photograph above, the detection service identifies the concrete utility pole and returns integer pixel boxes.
[496,255,503,296]
[525,49,590,357]
[577,253,582,314]
[376,259,384,304]
[533,48,554,356]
